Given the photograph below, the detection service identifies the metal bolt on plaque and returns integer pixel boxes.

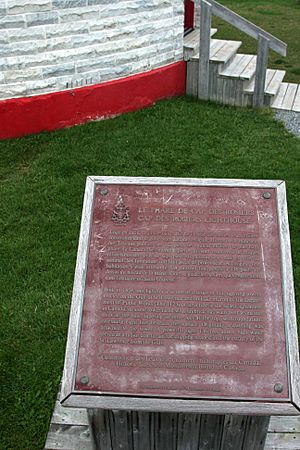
[263,191,271,199]
[274,383,284,393]
[100,188,108,196]
[80,376,89,385]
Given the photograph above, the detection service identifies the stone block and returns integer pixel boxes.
[0,15,26,29]
[0,2,6,17]
[8,0,52,15]
[52,0,87,9]
[2,67,43,82]
[45,21,89,38]
[8,27,46,42]
[26,11,59,27]
[0,31,9,44]
[58,6,99,22]
[42,62,75,78]
[0,39,48,57]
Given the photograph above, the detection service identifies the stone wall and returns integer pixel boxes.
[0,0,184,99]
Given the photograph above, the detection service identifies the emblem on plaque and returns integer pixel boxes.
[112,196,130,224]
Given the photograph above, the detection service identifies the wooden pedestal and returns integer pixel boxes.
[88,409,270,450]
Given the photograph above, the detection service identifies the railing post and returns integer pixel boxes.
[198,0,212,100]
[253,34,270,107]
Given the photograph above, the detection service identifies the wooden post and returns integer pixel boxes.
[253,34,270,107]
[198,0,212,100]
[88,409,270,450]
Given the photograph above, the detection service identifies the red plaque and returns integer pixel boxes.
[74,183,289,401]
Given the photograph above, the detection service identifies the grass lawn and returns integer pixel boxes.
[212,0,300,84]
[0,97,300,449]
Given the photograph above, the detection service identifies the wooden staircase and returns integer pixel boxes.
[184,3,300,112]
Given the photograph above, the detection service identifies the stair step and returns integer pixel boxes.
[184,28,218,49]
[292,85,300,112]
[244,69,286,96]
[192,39,242,65]
[219,54,256,80]
[210,40,242,64]
[272,82,300,111]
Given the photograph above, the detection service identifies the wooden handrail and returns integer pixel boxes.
[208,0,287,56]
[197,0,288,106]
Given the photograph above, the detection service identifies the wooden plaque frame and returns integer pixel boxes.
[61,177,300,415]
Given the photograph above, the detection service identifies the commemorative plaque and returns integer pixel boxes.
[61,177,300,416]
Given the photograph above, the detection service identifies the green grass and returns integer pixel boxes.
[0,97,300,449]
[212,0,300,84]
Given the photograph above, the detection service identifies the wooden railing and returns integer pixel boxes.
[198,0,287,106]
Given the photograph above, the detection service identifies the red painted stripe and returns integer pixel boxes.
[0,62,186,140]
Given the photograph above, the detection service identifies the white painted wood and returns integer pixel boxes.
[61,176,95,402]
[280,83,299,111]
[277,183,300,411]
[52,400,89,426]
[208,0,287,56]
[220,54,253,78]
[198,0,212,100]
[253,34,270,107]
[265,70,286,96]
[46,385,300,449]
[184,27,217,48]
[240,55,257,80]
[292,85,300,112]
[210,40,242,64]
[269,416,300,433]
[87,176,283,188]
[44,424,93,450]
[271,82,289,109]
[63,393,300,416]
[265,432,300,449]
[244,68,272,93]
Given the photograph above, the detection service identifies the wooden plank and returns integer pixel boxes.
[271,82,289,109]
[60,176,95,402]
[44,424,93,450]
[177,413,201,450]
[52,400,89,426]
[88,409,111,450]
[209,0,287,56]
[265,69,286,96]
[280,83,298,110]
[200,414,224,449]
[241,416,270,450]
[240,55,257,80]
[220,54,252,78]
[198,0,212,100]
[132,411,154,450]
[269,416,300,433]
[292,84,300,112]
[184,28,218,48]
[109,410,133,450]
[210,40,242,64]
[276,183,300,412]
[209,39,227,58]
[253,34,270,107]
[265,432,300,449]
[245,69,275,93]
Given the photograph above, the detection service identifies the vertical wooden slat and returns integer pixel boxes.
[132,411,153,450]
[220,415,247,449]
[154,412,178,450]
[177,413,201,450]
[199,414,225,449]
[253,34,270,107]
[88,410,272,450]
[198,0,212,100]
[242,416,270,450]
